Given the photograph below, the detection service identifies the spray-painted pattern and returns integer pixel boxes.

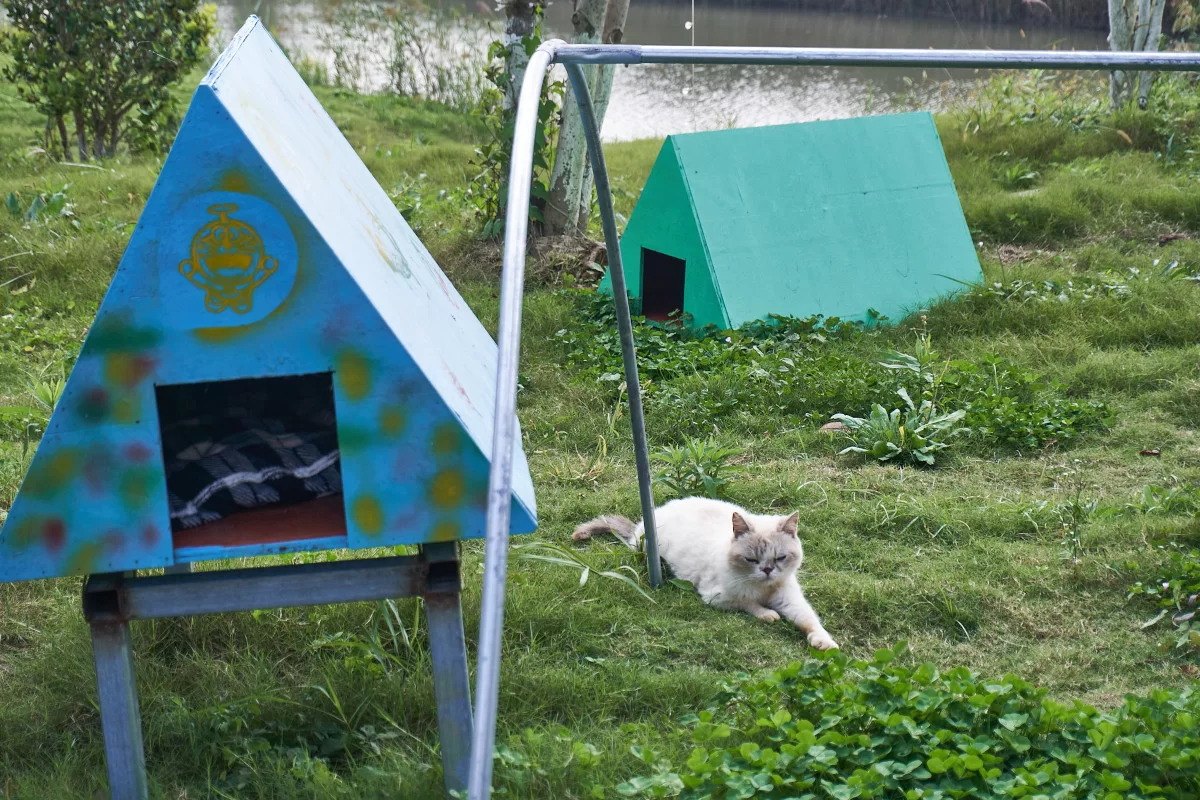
[0,19,537,583]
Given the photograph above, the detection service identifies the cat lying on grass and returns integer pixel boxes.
[573,497,838,650]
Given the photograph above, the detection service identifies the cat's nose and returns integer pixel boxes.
[762,566,774,576]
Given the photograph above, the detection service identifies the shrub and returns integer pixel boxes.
[1,0,216,159]
[618,643,1200,799]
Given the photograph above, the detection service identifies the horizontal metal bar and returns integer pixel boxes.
[554,44,1200,71]
[82,554,447,621]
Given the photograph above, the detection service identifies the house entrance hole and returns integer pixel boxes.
[640,248,686,322]
[155,372,347,558]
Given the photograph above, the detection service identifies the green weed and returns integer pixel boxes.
[832,391,965,466]
[617,643,1200,799]
[1129,548,1200,652]
[652,438,743,499]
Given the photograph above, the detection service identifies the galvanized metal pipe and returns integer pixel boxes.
[469,41,558,800]
[563,62,663,589]
[476,39,1200,798]
[83,557,429,620]
[555,44,1200,70]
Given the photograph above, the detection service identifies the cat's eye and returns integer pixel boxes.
[745,557,759,564]
[775,556,787,563]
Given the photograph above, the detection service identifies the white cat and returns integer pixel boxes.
[573,497,838,650]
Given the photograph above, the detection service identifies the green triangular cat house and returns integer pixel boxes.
[601,113,983,329]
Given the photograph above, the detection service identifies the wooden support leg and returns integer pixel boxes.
[89,619,148,800]
[162,562,192,575]
[423,543,473,795]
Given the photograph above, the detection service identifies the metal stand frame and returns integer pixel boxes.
[470,42,1200,799]
[84,542,471,799]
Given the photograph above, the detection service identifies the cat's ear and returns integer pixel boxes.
[732,512,751,538]
[780,512,799,537]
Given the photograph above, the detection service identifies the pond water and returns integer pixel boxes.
[214,0,1109,140]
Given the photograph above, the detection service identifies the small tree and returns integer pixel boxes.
[1,0,216,160]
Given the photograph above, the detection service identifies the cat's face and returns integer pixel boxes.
[727,511,803,583]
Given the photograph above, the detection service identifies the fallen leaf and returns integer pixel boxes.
[819,421,846,433]
[1140,449,1162,457]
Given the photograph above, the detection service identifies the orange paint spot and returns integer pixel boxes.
[430,519,461,542]
[9,517,41,548]
[194,326,248,344]
[64,541,106,577]
[431,423,461,456]
[140,523,160,548]
[218,171,252,193]
[379,406,406,437]
[104,354,156,387]
[103,531,126,553]
[429,468,465,510]
[112,396,140,424]
[23,449,80,498]
[351,495,385,537]
[336,350,372,401]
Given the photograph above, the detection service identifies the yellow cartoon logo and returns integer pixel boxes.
[179,203,278,313]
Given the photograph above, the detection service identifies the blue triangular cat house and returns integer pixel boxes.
[0,18,537,582]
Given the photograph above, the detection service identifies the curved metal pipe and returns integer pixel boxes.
[562,63,662,589]
[468,39,560,800]
[555,43,1200,71]
[475,37,1200,799]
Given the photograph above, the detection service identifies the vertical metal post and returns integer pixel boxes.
[423,543,473,795]
[468,41,560,800]
[563,62,662,589]
[90,619,148,800]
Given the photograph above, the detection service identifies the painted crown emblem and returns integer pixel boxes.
[179,203,278,314]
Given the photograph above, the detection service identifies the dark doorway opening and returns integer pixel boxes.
[640,248,686,322]
[156,372,346,556]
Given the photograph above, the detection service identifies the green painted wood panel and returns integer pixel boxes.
[679,113,981,327]
[604,113,982,331]
[602,142,727,329]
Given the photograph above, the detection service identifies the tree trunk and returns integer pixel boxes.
[55,114,71,161]
[109,116,121,159]
[574,0,631,233]
[1137,0,1167,107]
[93,118,108,159]
[1108,0,1167,109]
[74,110,89,161]
[544,0,608,237]
[502,0,544,115]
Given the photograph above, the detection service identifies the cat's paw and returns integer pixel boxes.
[754,609,781,623]
[807,630,839,650]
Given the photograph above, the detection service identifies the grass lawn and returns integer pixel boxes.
[2,66,1200,798]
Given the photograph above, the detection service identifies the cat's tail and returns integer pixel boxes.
[572,514,639,548]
